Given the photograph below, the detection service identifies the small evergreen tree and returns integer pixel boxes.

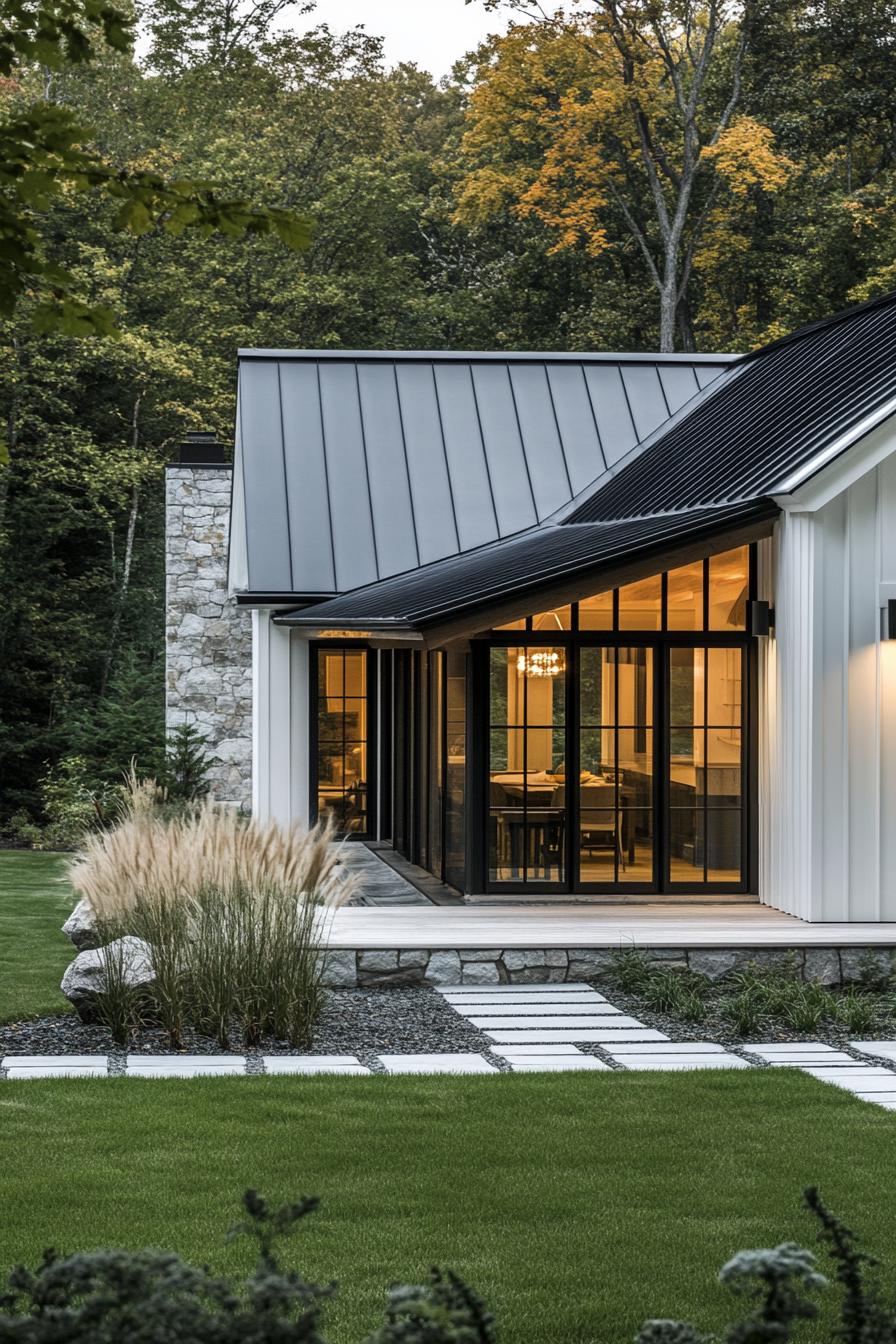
[161,722,211,801]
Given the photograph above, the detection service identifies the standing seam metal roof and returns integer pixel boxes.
[570,290,896,522]
[234,350,731,595]
[274,501,776,631]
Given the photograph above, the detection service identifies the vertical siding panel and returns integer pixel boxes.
[846,473,880,918]
[816,496,849,919]
[879,456,896,915]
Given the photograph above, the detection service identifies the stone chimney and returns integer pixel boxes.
[165,432,252,808]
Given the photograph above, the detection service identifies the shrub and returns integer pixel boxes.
[854,949,894,994]
[37,755,113,849]
[0,1189,496,1344]
[638,1188,892,1344]
[836,988,877,1036]
[69,800,353,1048]
[608,947,655,993]
[721,992,767,1037]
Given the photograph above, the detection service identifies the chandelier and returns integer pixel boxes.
[516,650,564,679]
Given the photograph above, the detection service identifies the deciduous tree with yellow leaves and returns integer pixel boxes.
[457,0,793,350]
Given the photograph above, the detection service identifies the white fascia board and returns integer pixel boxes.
[774,399,896,511]
[227,431,249,595]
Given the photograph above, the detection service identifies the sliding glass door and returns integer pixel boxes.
[483,640,749,894]
[667,646,745,887]
[578,646,656,888]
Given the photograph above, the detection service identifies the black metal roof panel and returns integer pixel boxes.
[233,350,731,594]
[570,291,896,522]
[276,500,776,633]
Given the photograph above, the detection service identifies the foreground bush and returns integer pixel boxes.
[0,1190,496,1344]
[0,1187,889,1344]
[66,796,352,1048]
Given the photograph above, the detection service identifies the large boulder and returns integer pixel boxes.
[61,936,155,1022]
[62,898,99,951]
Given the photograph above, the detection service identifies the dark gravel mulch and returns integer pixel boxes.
[601,983,896,1049]
[0,988,492,1059]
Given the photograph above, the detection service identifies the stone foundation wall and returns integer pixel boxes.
[165,465,252,808]
[321,945,896,988]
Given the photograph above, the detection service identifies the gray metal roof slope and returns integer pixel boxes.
[233,349,732,595]
[570,290,896,523]
[275,500,776,639]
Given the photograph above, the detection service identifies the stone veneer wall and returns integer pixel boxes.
[165,465,252,808]
[321,945,896,988]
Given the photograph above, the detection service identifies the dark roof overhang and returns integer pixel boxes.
[274,499,779,647]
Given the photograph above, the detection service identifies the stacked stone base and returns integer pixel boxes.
[322,945,896,989]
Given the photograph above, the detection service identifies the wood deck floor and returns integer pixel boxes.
[328,902,896,950]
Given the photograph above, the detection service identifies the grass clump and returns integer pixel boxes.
[67,785,352,1049]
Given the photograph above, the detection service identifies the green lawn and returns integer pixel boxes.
[1,1070,894,1343]
[0,850,75,1022]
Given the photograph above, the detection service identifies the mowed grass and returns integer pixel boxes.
[0,850,74,1022]
[2,1070,895,1343]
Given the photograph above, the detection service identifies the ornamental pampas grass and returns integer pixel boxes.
[68,796,351,920]
[67,790,354,1048]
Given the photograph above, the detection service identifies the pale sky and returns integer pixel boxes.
[295,0,510,77]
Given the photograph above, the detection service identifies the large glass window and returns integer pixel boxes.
[668,647,744,883]
[579,648,654,884]
[444,651,467,891]
[490,546,750,634]
[489,646,566,885]
[483,545,752,894]
[315,648,370,834]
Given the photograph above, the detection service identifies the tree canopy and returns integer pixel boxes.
[2,0,895,826]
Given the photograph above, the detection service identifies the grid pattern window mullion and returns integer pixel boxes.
[613,648,620,883]
[702,643,708,884]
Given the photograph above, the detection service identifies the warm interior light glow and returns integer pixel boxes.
[516,650,565,678]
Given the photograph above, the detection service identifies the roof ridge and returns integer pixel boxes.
[735,288,896,366]
[236,348,735,365]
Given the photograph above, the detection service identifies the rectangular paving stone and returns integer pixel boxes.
[743,1042,836,1054]
[127,1055,242,1067]
[507,1056,611,1072]
[452,1003,620,1017]
[5,1065,108,1079]
[855,1092,896,1104]
[2,1055,108,1068]
[126,1063,245,1077]
[492,1044,583,1056]
[262,1057,370,1075]
[607,1041,728,1054]
[803,1068,896,1090]
[445,994,608,1007]
[609,1054,750,1071]
[378,1053,497,1074]
[850,1041,896,1061]
[752,1052,857,1066]
[471,1014,643,1030]
[436,984,593,994]
[486,1028,668,1043]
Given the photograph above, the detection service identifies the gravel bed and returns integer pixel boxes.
[0,988,492,1059]
[597,983,896,1049]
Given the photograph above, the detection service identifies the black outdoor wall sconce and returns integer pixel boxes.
[747,599,774,637]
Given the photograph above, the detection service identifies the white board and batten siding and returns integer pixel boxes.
[762,427,896,920]
[252,614,310,826]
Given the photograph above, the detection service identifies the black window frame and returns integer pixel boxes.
[309,641,377,841]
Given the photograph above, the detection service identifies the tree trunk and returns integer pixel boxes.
[659,280,677,353]
[101,392,142,695]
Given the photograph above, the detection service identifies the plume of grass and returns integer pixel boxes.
[67,800,352,1049]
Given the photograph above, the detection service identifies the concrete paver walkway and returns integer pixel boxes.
[6,989,896,1103]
